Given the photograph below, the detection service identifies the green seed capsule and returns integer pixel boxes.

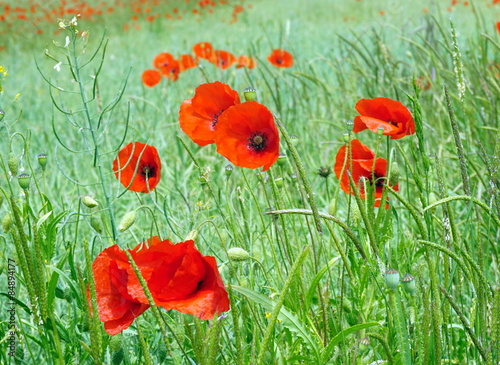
[401,273,416,295]
[358,337,370,353]
[243,87,257,101]
[37,153,48,168]
[17,173,30,190]
[385,268,400,290]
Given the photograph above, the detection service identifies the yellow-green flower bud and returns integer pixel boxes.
[8,153,18,176]
[243,87,257,101]
[385,268,400,290]
[17,173,30,190]
[81,196,98,208]
[118,211,136,232]
[2,213,13,233]
[227,247,250,262]
[90,216,103,234]
[185,230,198,241]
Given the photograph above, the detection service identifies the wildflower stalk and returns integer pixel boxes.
[389,289,411,365]
[136,324,153,365]
[367,332,394,364]
[493,288,500,362]
[205,317,222,365]
[256,246,311,365]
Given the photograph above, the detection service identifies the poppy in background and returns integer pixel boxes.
[112,142,162,193]
[153,52,175,70]
[235,55,256,69]
[160,59,181,81]
[179,81,241,146]
[141,69,162,87]
[212,50,236,69]
[353,97,415,139]
[179,54,198,71]
[91,245,150,335]
[215,101,280,171]
[193,41,215,61]
[127,237,230,320]
[334,139,397,208]
[267,49,294,68]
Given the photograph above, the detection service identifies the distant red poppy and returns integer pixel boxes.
[92,245,150,335]
[267,49,294,68]
[112,142,162,193]
[497,21,500,34]
[334,139,397,208]
[193,42,215,61]
[179,54,198,71]
[141,69,162,87]
[160,59,181,81]
[126,237,230,320]
[214,101,279,171]
[153,52,175,70]
[179,81,241,146]
[235,55,256,69]
[212,50,235,69]
[353,97,415,139]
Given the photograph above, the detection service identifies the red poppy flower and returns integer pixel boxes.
[127,237,230,320]
[179,54,198,71]
[153,52,175,69]
[211,50,235,69]
[214,101,279,171]
[267,49,294,68]
[235,55,256,69]
[141,69,162,87]
[91,245,150,335]
[179,81,240,146]
[334,139,398,208]
[353,97,415,139]
[112,142,162,193]
[193,42,215,61]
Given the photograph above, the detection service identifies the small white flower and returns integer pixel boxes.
[54,62,62,72]
[58,21,66,29]
[64,36,70,48]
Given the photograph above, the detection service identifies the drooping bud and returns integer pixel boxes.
[17,173,30,190]
[277,152,287,167]
[389,162,399,187]
[185,230,198,241]
[317,166,332,178]
[118,210,136,232]
[37,153,48,168]
[243,87,257,101]
[227,247,250,262]
[81,196,99,208]
[2,213,13,233]
[401,273,416,295]
[385,268,400,290]
[8,153,18,176]
[90,216,103,234]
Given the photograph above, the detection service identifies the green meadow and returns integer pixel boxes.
[1,0,500,363]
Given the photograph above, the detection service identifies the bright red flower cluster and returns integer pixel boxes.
[91,237,230,335]
[179,81,279,171]
[334,97,414,207]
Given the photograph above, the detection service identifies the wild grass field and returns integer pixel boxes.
[1,0,500,364]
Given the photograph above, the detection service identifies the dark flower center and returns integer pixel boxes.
[276,58,283,65]
[140,165,156,179]
[248,132,268,152]
[211,110,224,128]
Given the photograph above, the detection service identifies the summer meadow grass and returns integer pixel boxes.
[1,0,500,364]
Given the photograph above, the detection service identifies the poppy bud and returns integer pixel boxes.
[290,135,299,147]
[2,213,12,233]
[243,87,257,101]
[225,164,233,178]
[37,153,48,168]
[385,268,400,290]
[358,337,370,353]
[317,166,332,178]
[277,152,287,167]
[227,247,250,262]
[17,173,30,190]
[81,196,99,208]
[90,216,103,234]
[389,162,399,186]
[401,273,416,295]
[342,132,350,143]
[0,108,4,121]
[8,153,18,176]
[185,230,198,241]
[118,211,136,232]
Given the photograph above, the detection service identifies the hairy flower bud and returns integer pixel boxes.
[118,211,136,232]
[227,247,250,262]
[90,216,103,234]
[81,196,99,208]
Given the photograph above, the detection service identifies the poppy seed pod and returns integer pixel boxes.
[274,177,284,188]
[118,211,137,232]
[385,268,400,290]
[358,337,370,353]
[317,166,332,178]
[227,247,250,262]
[17,173,30,190]
[342,132,350,143]
[290,135,299,147]
[243,87,257,101]
[81,196,99,208]
[401,273,416,295]
[277,152,287,167]
[37,153,48,168]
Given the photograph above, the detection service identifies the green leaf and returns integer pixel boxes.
[305,256,340,311]
[320,322,381,363]
[231,285,321,357]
